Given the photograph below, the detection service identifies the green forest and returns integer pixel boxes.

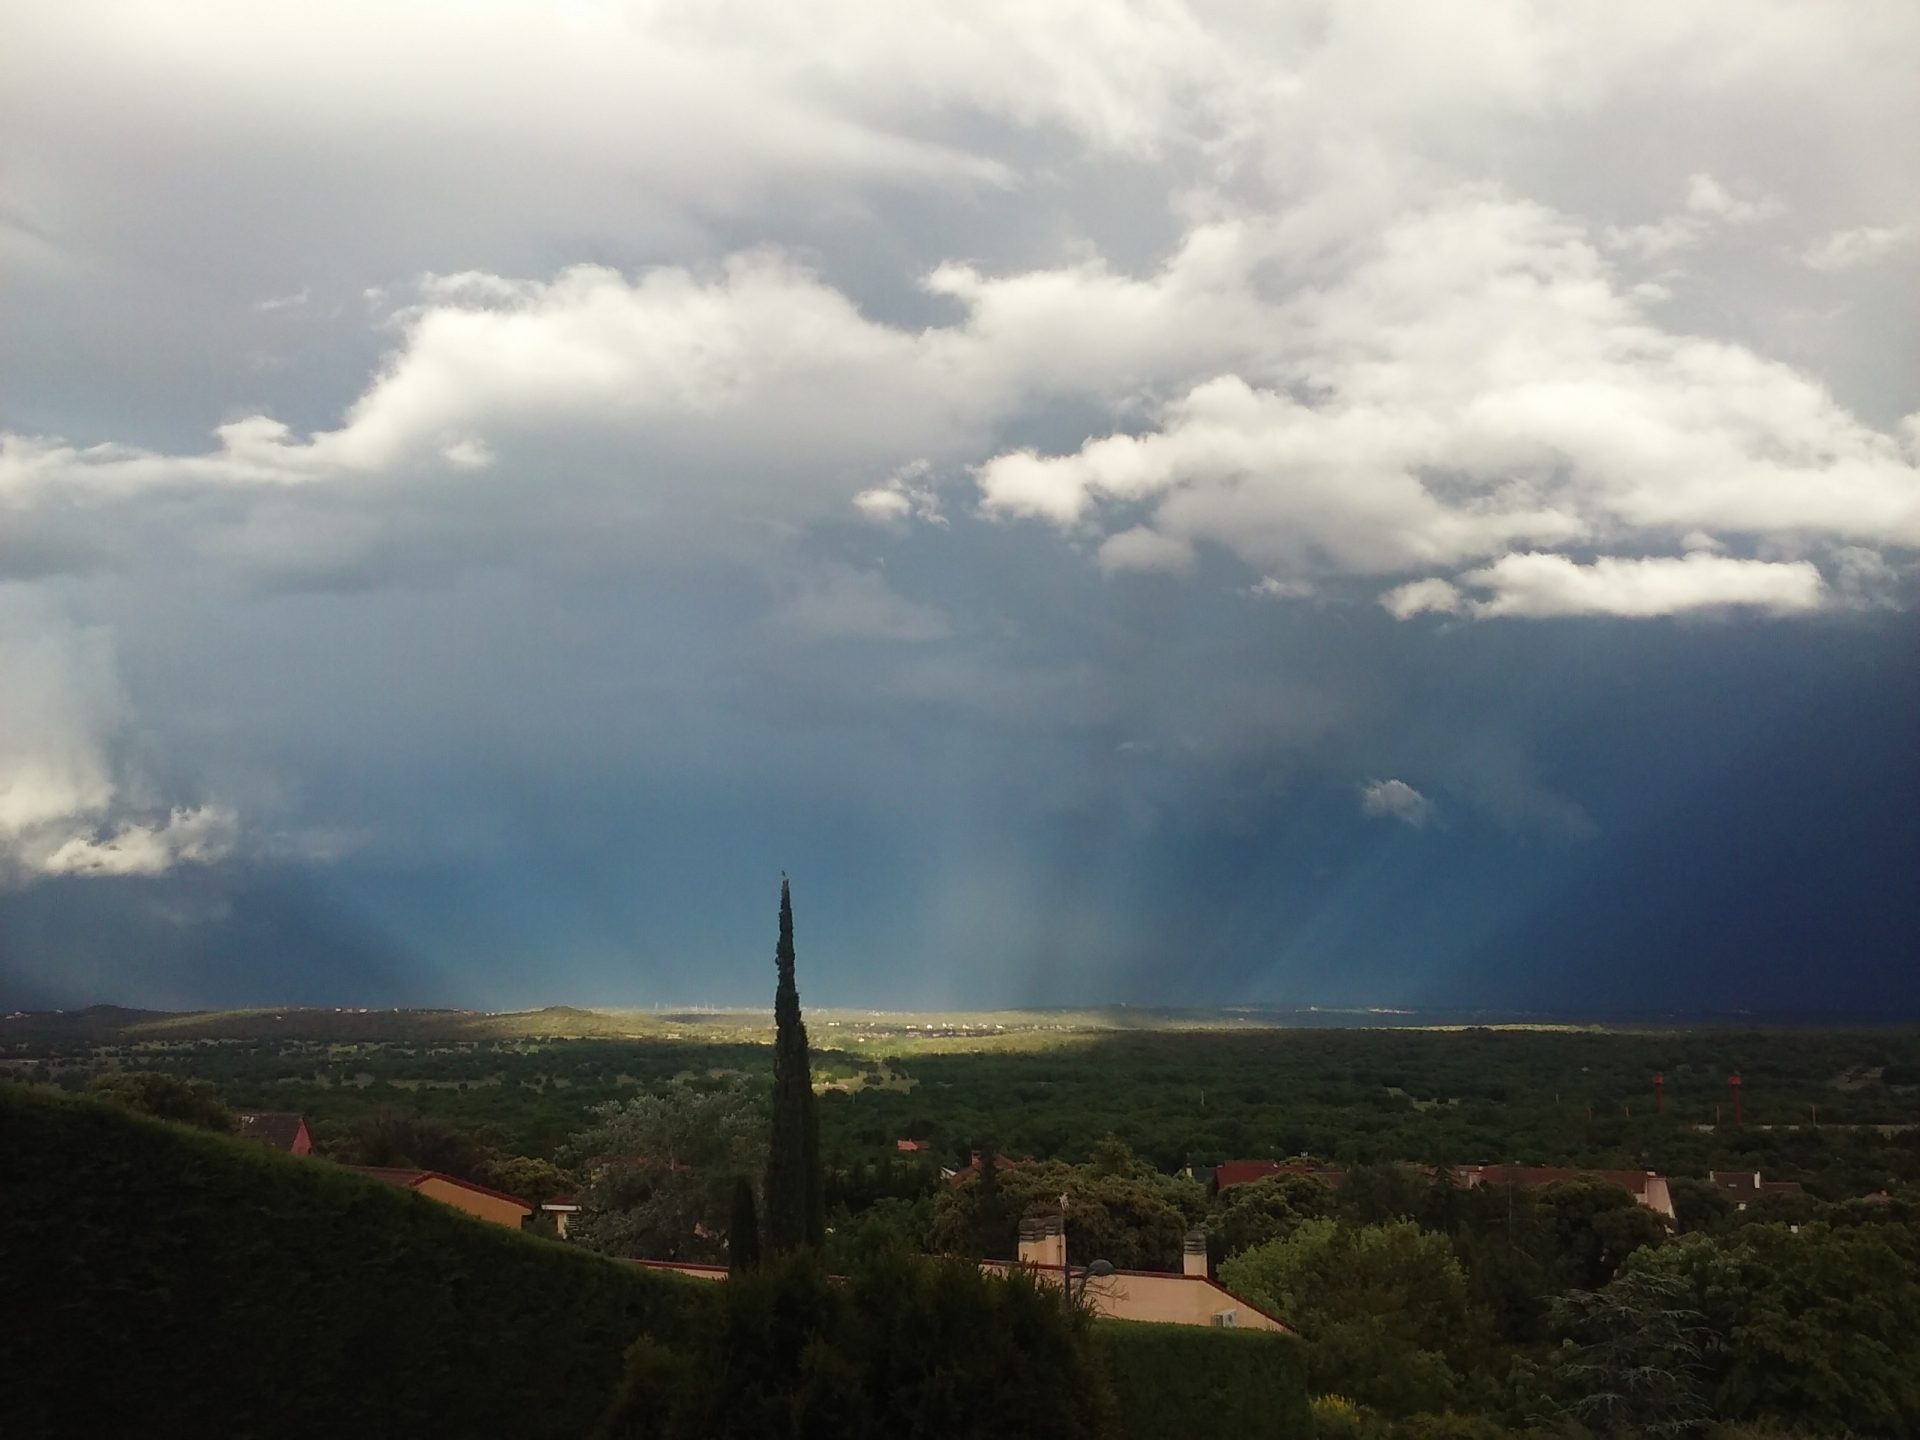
[7,1007,1920,1436]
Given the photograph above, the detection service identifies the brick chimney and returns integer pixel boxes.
[1017,1214,1065,1270]
[1183,1228,1209,1279]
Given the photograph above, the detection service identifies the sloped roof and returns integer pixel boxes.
[235,1112,309,1151]
[988,1259,1298,1335]
[1709,1170,1804,1199]
[345,1166,532,1211]
[943,1151,1022,1185]
[1213,1160,1345,1191]
[1472,1165,1660,1196]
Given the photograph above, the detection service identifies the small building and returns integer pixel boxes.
[941,1150,1022,1185]
[1000,1220,1292,1333]
[1708,1170,1804,1210]
[1213,1159,1346,1192]
[896,1138,930,1153]
[346,1166,533,1229]
[236,1111,313,1156]
[1459,1165,1678,1221]
[1213,1158,1679,1222]
[540,1195,582,1238]
[621,1227,1294,1332]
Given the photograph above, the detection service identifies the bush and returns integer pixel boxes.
[1221,1219,1487,1417]
[0,1083,710,1439]
[1097,1323,1311,1440]
[601,1250,1116,1439]
[1628,1222,1920,1436]
[1311,1394,1390,1440]
[85,1069,235,1131]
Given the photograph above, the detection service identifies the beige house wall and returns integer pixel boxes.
[623,1256,1292,1332]
[414,1176,532,1229]
[1640,1176,1676,1221]
[1081,1271,1287,1331]
[987,1261,1289,1332]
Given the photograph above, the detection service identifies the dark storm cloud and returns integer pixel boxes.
[2,3,1916,1011]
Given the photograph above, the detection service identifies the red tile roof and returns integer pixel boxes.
[1709,1170,1804,1200]
[1213,1160,1346,1191]
[235,1111,311,1153]
[944,1151,1022,1186]
[1470,1165,1660,1197]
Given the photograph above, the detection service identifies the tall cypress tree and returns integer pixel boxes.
[765,876,825,1250]
[727,1175,762,1274]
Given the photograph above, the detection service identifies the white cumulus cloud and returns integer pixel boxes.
[1360,778,1433,827]
[1454,552,1827,620]
[1801,223,1917,272]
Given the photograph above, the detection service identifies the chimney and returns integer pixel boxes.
[1017,1214,1065,1270]
[1653,1072,1664,1114]
[1729,1071,1743,1126]
[1183,1229,1209,1279]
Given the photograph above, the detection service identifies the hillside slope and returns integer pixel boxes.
[0,1084,707,1440]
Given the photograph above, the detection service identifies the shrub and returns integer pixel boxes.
[601,1250,1115,1439]
[1097,1323,1311,1440]
[0,1083,709,1440]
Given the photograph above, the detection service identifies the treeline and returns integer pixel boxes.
[824,1028,1920,1200]
[36,1025,1920,1201]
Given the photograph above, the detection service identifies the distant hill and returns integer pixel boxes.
[1,1000,1665,1054]
[0,1082,709,1439]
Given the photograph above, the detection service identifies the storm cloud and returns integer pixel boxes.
[2,2,1916,1012]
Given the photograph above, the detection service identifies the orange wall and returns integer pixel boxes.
[414,1177,531,1229]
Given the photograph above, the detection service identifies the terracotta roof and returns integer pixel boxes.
[1213,1160,1345,1191]
[1709,1171,1804,1199]
[943,1152,1022,1186]
[235,1111,309,1151]
[1471,1165,1660,1196]
[345,1166,532,1210]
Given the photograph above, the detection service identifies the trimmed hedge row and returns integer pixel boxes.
[1,1084,1312,1439]
[0,1084,711,1440]
[1095,1321,1313,1440]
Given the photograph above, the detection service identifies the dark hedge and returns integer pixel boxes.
[1094,1321,1312,1440]
[0,1083,711,1440]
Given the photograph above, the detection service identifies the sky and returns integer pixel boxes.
[2,2,1917,1014]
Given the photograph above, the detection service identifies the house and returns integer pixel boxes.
[346,1166,533,1229]
[998,1219,1292,1332]
[236,1111,313,1156]
[1708,1170,1804,1210]
[895,1138,930,1153]
[1213,1159,1346,1192]
[627,1224,1296,1333]
[1457,1165,1678,1222]
[941,1150,1022,1185]
[1212,1157,1679,1221]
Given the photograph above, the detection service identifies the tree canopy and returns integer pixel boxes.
[1220,1218,1487,1417]
[565,1077,766,1263]
[85,1070,234,1133]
